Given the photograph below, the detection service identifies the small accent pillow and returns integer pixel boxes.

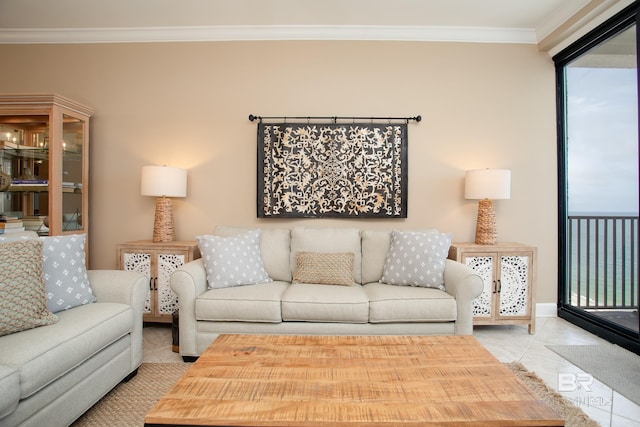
[1,239,58,336]
[292,252,355,286]
[380,230,452,290]
[197,230,272,289]
[42,234,95,313]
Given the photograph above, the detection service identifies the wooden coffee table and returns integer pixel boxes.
[145,334,563,426]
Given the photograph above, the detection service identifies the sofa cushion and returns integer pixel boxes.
[197,230,272,289]
[196,282,289,323]
[42,234,96,313]
[0,302,133,399]
[0,365,19,418]
[290,227,362,284]
[380,230,451,290]
[292,252,354,286]
[0,239,58,337]
[215,226,292,282]
[361,229,438,284]
[364,282,457,323]
[281,283,369,323]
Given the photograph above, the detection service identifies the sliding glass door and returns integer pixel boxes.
[556,4,639,354]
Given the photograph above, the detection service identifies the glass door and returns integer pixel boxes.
[62,114,86,232]
[556,5,639,354]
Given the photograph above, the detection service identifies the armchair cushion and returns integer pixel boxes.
[0,365,19,418]
[0,302,133,400]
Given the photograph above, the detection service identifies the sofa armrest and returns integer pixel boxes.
[89,270,148,306]
[443,259,483,335]
[170,259,208,358]
[88,270,148,370]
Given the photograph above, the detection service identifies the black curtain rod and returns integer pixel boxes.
[248,114,421,123]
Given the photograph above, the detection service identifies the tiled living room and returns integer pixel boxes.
[2,0,640,426]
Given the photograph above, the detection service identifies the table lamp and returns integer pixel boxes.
[141,165,187,243]
[465,169,511,245]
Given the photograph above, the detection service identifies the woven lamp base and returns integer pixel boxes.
[153,196,175,243]
[475,199,497,245]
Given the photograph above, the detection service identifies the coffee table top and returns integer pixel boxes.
[145,334,563,426]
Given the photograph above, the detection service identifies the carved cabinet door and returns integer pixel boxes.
[496,253,533,321]
[122,251,153,315]
[117,241,200,323]
[156,252,186,317]
[462,254,495,319]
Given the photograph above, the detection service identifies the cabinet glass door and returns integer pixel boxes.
[0,116,50,232]
[62,114,85,232]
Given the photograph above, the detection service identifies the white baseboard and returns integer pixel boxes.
[536,303,558,317]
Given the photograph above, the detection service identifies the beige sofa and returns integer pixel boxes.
[0,232,147,427]
[172,226,483,360]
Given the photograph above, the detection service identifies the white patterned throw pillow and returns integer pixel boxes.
[380,230,451,290]
[42,234,95,313]
[197,230,272,289]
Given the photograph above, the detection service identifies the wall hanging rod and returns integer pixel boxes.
[248,114,421,124]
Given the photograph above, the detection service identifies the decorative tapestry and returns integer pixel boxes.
[258,123,408,218]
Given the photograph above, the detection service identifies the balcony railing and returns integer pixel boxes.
[567,215,638,310]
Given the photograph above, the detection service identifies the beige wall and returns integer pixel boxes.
[0,40,558,303]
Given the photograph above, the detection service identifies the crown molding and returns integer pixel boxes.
[0,25,537,44]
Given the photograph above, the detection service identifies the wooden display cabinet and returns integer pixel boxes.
[0,94,92,249]
[448,242,537,334]
[116,240,200,323]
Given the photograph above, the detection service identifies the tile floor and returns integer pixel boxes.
[142,317,640,427]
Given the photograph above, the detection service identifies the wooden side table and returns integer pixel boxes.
[116,240,200,324]
[448,242,537,334]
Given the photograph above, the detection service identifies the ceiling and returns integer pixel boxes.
[0,0,634,50]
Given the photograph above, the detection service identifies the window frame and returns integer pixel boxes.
[554,2,640,354]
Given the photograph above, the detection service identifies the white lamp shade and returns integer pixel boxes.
[141,165,187,198]
[465,169,511,200]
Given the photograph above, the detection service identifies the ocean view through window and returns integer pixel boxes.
[556,4,639,353]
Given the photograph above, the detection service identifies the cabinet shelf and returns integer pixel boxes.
[6,184,82,193]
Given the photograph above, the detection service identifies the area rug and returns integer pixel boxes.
[72,362,597,427]
[71,363,191,426]
[506,362,599,427]
[548,343,640,406]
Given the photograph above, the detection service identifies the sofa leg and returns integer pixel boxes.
[182,356,198,363]
[122,368,139,382]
